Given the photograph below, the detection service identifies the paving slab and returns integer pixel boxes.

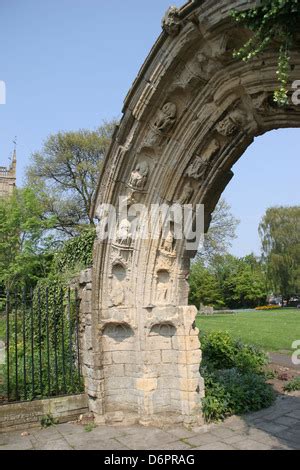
[0,396,299,450]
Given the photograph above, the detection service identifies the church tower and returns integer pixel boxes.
[0,146,17,197]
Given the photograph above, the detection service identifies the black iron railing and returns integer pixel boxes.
[0,287,83,404]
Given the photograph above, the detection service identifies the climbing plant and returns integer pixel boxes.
[232,0,300,106]
[51,227,96,276]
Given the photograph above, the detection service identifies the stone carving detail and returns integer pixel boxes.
[116,219,132,247]
[150,323,176,337]
[110,247,132,268]
[156,269,170,304]
[121,189,140,209]
[143,102,177,147]
[251,92,270,112]
[216,109,247,136]
[186,156,209,181]
[110,264,126,307]
[161,6,181,37]
[176,181,194,204]
[196,52,221,81]
[185,138,220,182]
[128,161,149,190]
[160,227,175,255]
[174,50,221,91]
[153,102,177,133]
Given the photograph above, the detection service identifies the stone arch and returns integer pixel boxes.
[86,1,300,425]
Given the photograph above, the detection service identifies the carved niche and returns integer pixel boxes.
[102,322,134,341]
[150,323,176,337]
[143,102,177,147]
[128,160,149,190]
[110,263,126,307]
[216,109,247,136]
[161,6,181,37]
[156,269,171,304]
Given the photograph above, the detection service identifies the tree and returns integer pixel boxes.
[198,199,240,263]
[189,253,267,310]
[0,188,56,288]
[189,259,223,309]
[26,120,117,236]
[221,254,267,309]
[259,206,300,301]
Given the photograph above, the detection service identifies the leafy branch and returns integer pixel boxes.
[231,0,300,106]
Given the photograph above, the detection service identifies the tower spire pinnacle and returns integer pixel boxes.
[10,137,17,173]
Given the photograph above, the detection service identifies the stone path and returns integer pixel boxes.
[269,352,300,370]
[0,395,299,450]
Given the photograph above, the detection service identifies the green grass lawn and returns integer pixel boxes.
[196,308,300,353]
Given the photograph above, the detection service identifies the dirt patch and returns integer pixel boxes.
[266,360,300,394]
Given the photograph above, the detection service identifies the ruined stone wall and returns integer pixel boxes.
[78,268,203,425]
[83,0,300,426]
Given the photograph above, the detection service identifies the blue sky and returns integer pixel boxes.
[0,0,299,257]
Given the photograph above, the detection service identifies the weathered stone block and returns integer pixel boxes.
[136,378,158,392]
[162,350,179,363]
[112,351,137,364]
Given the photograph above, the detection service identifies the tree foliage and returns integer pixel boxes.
[198,199,240,264]
[189,254,267,309]
[232,0,300,105]
[259,205,300,299]
[0,188,55,289]
[26,121,117,236]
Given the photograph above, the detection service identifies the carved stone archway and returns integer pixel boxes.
[81,0,300,426]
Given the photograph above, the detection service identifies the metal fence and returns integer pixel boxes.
[0,287,84,404]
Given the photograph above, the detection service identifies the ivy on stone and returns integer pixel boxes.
[231,0,300,106]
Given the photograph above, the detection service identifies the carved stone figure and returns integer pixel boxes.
[116,219,132,246]
[153,102,177,133]
[161,228,175,254]
[174,50,221,91]
[202,138,220,161]
[185,138,220,181]
[216,109,247,136]
[143,102,177,147]
[186,156,210,181]
[128,161,149,190]
[177,181,194,204]
[161,6,181,36]
[196,52,220,80]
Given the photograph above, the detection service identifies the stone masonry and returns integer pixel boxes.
[77,0,300,426]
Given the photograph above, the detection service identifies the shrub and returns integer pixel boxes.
[283,376,300,392]
[202,368,276,423]
[201,331,268,374]
[200,331,275,422]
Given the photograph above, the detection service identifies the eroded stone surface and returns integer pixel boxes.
[77,0,300,425]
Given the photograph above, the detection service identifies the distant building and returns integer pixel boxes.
[0,149,16,197]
